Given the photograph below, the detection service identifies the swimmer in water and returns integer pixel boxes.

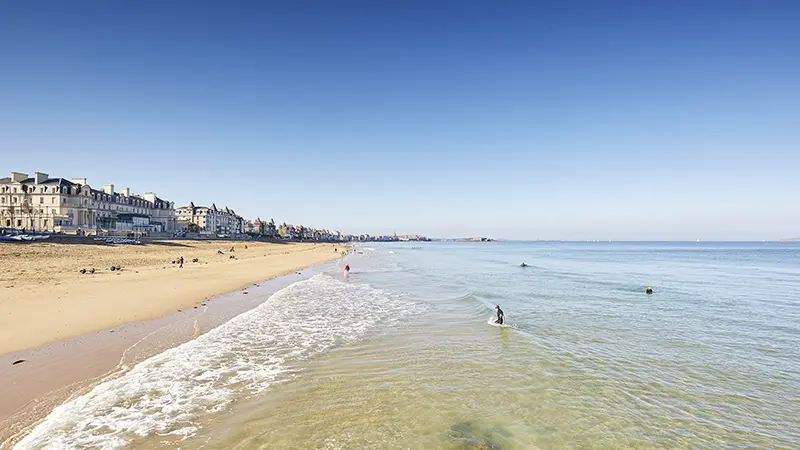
[646,286,653,294]
[495,305,504,325]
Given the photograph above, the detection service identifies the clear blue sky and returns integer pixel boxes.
[1,1,798,240]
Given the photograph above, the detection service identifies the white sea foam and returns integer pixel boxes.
[14,274,414,450]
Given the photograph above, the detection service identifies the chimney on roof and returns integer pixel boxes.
[70,177,87,186]
[103,184,114,195]
[143,192,156,203]
[121,187,131,197]
[11,172,28,182]
[35,172,50,184]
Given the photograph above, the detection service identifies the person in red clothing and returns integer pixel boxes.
[344,264,350,273]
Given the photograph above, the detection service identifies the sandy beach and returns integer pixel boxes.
[0,240,342,354]
[0,242,344,447]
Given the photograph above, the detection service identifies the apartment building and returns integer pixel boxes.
[0,171,176,233]
[176,202,244,235]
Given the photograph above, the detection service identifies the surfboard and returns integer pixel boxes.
[487,316,508,327]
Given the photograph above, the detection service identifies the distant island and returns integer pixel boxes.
[778,237,800,242]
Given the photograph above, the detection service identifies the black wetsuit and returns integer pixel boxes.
[496,307,504,325]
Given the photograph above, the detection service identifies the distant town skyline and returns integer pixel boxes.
[1,1,797,240]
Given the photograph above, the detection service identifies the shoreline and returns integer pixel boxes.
[0,240,346,447]
[0,253,346,448]
[0,240,343,353]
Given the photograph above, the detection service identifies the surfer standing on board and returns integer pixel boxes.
[495,305,504,325]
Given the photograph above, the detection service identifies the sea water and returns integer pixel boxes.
[14,242,800,449]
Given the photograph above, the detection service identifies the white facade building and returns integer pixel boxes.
[0,171,176,233]
[176,202,244,235]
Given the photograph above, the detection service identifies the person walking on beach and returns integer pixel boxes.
[179,256,184,268]
[344,264,350,278]
[495,305,504,325]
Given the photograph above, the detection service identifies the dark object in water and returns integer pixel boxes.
[447,421,506,450]
[520,262,528,267]
[646,287,654,294]
[12,359,26,365]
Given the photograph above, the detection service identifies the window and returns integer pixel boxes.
[16,220,21,227]
[12,197,17,203]
[43,219,48,228]
[5,219,9,227]
[0,197,4,203]
[40,197,44,204]
[52,197,56,204]
[13,188,17,193]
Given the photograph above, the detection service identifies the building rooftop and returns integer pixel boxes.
[0,177,76,186]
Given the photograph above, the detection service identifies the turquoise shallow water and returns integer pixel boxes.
[17,242,800,449]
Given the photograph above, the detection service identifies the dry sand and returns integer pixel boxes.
[0,266,329,447]
[0,240,343,354]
